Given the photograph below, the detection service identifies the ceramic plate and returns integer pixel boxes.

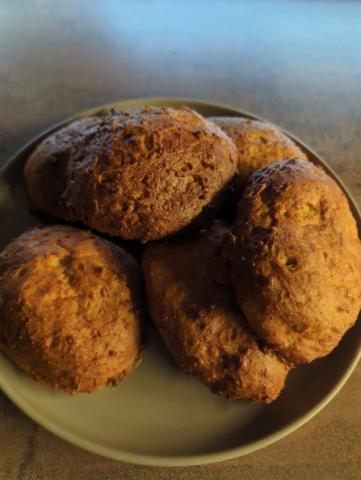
[0,98,360,467]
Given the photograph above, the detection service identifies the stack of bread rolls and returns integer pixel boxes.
[0,106,359,403]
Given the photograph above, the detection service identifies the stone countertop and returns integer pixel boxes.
[0,1,361,478]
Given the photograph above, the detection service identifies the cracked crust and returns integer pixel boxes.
[25,107,238,242]
[0,225,145,393]
[209,117,308,186]
[142,223,290,403]
[225,158,361,363]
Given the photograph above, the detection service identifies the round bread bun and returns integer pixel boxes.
[142,223,290,403]
[0,225,144,393]
[209,117,308,185]
[225,158,361,364]
[25,107,238,242]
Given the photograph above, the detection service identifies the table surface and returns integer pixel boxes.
[1,1,361,478]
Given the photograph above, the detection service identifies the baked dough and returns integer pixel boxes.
[142,223,289,402]
[210,117,307,185]
[225,158,361,363]
[25,107,238,242]
[0,225,144,393]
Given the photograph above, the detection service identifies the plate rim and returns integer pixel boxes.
[1,97,361,467]
[1,349,360,467]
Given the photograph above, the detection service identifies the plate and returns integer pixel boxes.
[0,98,361,467]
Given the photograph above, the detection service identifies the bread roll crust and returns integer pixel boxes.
[0,225,144,393]
[226,158,361,363]
[142,223,289,403]
[210,117,307,185]
[25,107,238,241]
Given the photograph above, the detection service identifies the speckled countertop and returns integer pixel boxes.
[1,1,361,479]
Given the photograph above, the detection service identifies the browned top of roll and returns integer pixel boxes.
[0,225,144,393]
[142,222,290,403]
[225,158,361,363]
[210,116,307,185]
[25,107,238,242]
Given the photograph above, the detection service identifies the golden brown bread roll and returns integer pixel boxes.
[0,225,144,393]
[142,223,290,403]
[25,107,238,242]
[225,158,361,364]
[209,117,307,185]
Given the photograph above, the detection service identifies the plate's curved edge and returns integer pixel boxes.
[1,343,360,467]
[1,97,361,467]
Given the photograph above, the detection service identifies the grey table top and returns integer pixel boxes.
[1,1,361,479]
